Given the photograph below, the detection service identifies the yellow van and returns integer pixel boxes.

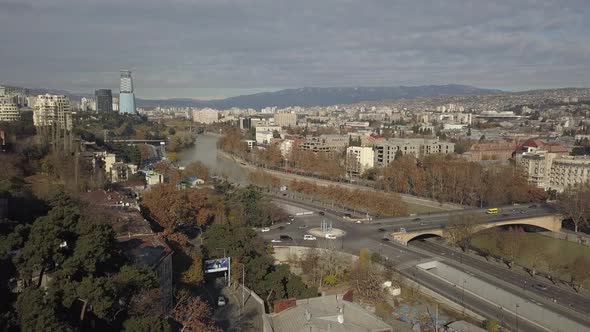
[486,208,499,214]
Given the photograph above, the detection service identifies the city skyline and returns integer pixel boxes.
[0,0,589,99]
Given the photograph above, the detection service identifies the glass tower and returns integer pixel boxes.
[118,70,136,114]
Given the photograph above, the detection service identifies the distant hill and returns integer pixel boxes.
[137,84,503,109]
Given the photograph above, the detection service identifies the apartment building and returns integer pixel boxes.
[374,138,455,166]
[0,97,20,122]
[33,94,72,130]
[548,156,590,192]
[346,146,374,175]
[516,150,559,189]
[192,108,219,124]
[464,141,517,162]
[300,134,348,153]
[274,112,297,127]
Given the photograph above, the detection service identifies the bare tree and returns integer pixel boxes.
[557,183,590,233]
[570,256,590,292]
[497,227,525,268]
[443,212,481,251]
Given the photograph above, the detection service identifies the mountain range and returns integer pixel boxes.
[136,85,503,109]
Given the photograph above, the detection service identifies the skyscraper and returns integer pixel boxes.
[95,89,113,112]
[119,70,136,114]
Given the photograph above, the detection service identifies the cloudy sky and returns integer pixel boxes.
[0,0,589,99]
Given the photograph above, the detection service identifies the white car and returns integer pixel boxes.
[303,235,317,241]
[217,296,226,307]
[325,234,337,239]
[271,239,282,243]
[355,220,362,224]
[261,227,271,232]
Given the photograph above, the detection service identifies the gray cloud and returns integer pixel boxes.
[0,0,588,98]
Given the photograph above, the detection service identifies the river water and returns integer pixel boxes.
[176,134,250,184]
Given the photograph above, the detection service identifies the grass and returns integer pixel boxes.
[471,232,590,279]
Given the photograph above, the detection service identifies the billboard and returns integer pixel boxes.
[204,258,229,273]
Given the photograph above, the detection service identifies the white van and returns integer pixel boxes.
[303,235,317,241]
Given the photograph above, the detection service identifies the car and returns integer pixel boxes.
[277,226,285,230]
[286,221,292,225]
[378,228,386,232]
[318,211,325,215]
[355,220,362,224]
[217,296,226,307]
[413,217,421,221]
[534,284,548,291]
[419,222,427,226]
[298,224,308,229]
[529,204,538,208]
[288,215,295,220]
[271,239,282,243]
[381,237,390,242]
[501,213,510,217]
[343,213,352,218]
[399,227,406,232]
[325,234,337,239]
[519,210,526,214]
[261,227,270,232]
[303,235,317,241]
[279,235,292,241]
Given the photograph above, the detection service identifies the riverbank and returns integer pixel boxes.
[217,149,462,214]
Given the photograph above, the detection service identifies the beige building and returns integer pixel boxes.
[300,134,348,153]
[375,138,455,166]
[33,94,72,130]
[274,112,297,127]
[548,156,590,192]
[0,97,20,122]
[516,150,559,189]
[192,108,219,124]
[346,146,374,175]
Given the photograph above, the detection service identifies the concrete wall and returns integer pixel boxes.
[539,230,590,247]
[423,261,587,332]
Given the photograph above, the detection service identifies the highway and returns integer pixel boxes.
[263,195,590,331]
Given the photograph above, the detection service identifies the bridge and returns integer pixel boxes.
[390,214,562,245]
[106,139,166,144]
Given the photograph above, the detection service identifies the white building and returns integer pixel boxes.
[374,138,455,166]
[516,150,559,189]
[274,112,297,127]
[244,139,256,150]
[255,131,274,145]
[346,146,375,175]
[255,125,281,134]
[192,108,219,124]
[548,156,590,192]
[0,97,20,122]
[33,94,72,130]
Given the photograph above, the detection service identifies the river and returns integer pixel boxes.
[176,134,250,184]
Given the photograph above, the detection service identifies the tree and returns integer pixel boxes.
[557,183,590,233]
[570,256,590,292]
[497,227,526,268]
[443,212,480,251]
[173,296,220,332]
[348,249,383,300]
[181,252,205,285]
[183,161,210,181]
[484,319,500,332]
[16,288,73,332]
[123,316,172,332]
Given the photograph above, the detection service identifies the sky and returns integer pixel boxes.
[0,0,589,99]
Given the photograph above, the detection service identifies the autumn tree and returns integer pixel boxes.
[443,212,481,251]
[173,295,221,332]
[557,183,590,233]
[183,161,210,181]
[570,256,590,292]
[347,248,383,300]
[497,227,526,268]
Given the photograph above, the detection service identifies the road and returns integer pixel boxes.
[261,195,590,332]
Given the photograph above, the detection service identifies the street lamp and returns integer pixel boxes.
[516,304,520,332]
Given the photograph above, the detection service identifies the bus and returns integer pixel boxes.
[486,208,499,214]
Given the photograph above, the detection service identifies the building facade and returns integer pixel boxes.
[300,135,348,153]
[119,70,136,114]
[33,94,72,130]
[548,156,590,192]
[464,141,516,162]
[516,150,558,189]
[95,89,113,113]
[192,108,219,124]
[0,97,20,122]
[274,112,297,127]
[375,138,455,166]
[346,146,375,175]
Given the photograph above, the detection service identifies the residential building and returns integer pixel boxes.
[145,171,164,186]
[274,112,297,127]
[264,293,395,332]
[33,94,72,130]
[192,108,219,124]
[256,131,274,145]
[0,97,20,122]
[239,117,252,130]
[374,138,455,166]
[346,146,374,175]
[463,141,517,162]
[119,70,136,114]
[300,134,349,153]
[548,156,590,192]
[95,89,113,113]
[516,150,558,189]
[112,96,119,112]
[256,125,282,134]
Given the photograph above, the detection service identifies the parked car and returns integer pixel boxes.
[217,296,226,307]
[271,239,282,243]
[325,234,337,239]
[303,235,317,241]
[261,227,270,232]
[279,235,292,241]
